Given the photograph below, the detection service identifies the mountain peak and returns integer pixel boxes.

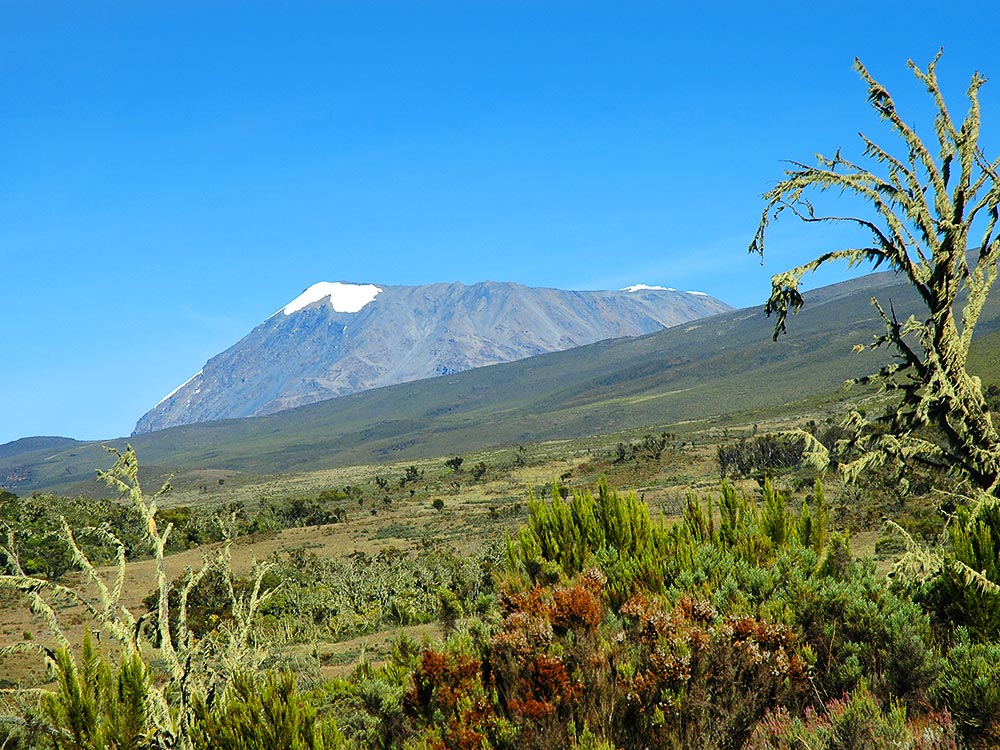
[135,280,732,434]
[279,281,383,316]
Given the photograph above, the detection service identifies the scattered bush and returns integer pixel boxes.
[717,432,806,479]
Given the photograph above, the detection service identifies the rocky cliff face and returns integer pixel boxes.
[133,280,731,434]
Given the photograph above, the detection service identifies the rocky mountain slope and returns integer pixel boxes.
[133,280,731,434]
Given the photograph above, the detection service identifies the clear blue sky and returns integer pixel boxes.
[3,1,999,445]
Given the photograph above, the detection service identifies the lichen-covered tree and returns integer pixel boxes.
[750,52,1000,494]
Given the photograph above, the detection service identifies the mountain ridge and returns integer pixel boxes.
[133,280,732,434]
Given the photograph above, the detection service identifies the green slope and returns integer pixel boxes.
[8,268,999,496]
[0,436,83,461]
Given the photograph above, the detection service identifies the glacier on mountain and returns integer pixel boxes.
[279,282,383,316]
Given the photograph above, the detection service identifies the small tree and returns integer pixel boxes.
[750,52,1000,494]
[400,465,423,486]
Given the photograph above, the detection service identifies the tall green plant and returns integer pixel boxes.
[42,631,157,750]
[191,671,344,750]
[507,479,658,580]
[917,498,1000,641]
[506,479,682,604]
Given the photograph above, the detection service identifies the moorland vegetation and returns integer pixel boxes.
[3,52,1000,750]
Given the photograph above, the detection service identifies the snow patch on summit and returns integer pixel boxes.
[281,282,383,315]
[623,284,711,297]
[622,284,674,292]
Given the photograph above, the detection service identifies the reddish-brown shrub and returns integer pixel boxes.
[552,583,602,634]
[404,648,493,750]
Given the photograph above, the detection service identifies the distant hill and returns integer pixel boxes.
[0,436,82,461]
[133,280,732,434]
[0,437,86,492]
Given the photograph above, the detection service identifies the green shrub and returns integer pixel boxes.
[934,628,1000,748]
[785,556,940,708]
[42,632,163,750]
[506,478,673,602]
[928,500,1000,641]
[309,640,420,750]
[750,685,957,749]
[192,671,344,750]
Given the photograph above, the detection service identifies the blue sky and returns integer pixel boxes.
[3,1,999,445]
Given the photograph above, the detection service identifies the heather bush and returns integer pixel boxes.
[934,629,1000,748]
[749,685,958,750]
[922,500,1000,642]
[192,670,345,750]
[42,632,161,750]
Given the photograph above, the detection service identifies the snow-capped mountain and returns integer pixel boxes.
[133,280,732,434]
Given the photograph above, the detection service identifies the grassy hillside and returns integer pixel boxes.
[8,267,1000,497]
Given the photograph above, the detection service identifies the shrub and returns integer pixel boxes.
[934,629,1000,748]
[750,685,957,750]
[403,647,491,750]
[192,670,345,750]
[42,632,163,750]
[614,594,808,750]
[925,500,1000,641]
[716,433,806,479]
[506,479,665,589]
[787,558,940,708]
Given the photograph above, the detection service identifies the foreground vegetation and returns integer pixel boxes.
[1,435,999,749]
